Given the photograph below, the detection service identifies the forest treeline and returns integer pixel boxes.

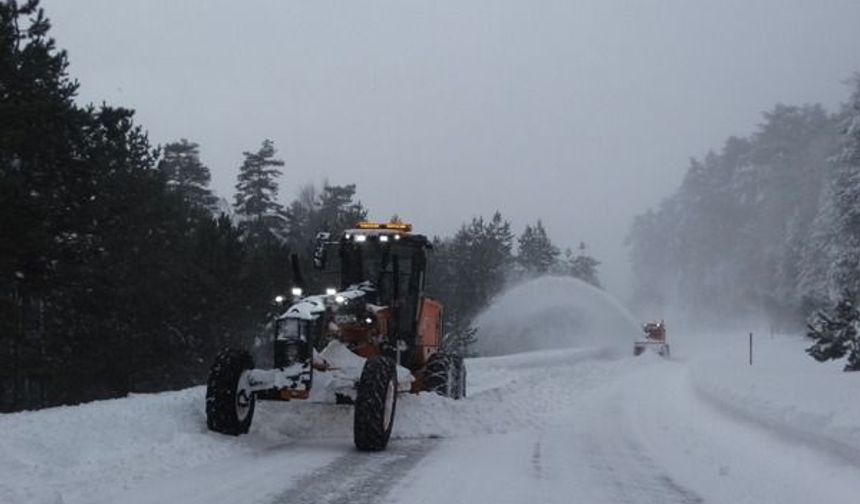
[627,76,860,329]
[0,2,599,411]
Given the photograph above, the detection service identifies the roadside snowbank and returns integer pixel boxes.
[688,333,860,463]
[0,387,273,504]
[623,352,860,504]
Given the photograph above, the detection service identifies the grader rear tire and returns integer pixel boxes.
[452,355,467,399]
[424,352,454,397]
[425,352,466,399]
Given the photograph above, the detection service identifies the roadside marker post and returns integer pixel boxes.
[749,332,753,366]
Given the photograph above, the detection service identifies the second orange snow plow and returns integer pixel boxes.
[634,320,670,357]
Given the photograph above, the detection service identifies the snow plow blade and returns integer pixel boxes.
[633,341,670,358]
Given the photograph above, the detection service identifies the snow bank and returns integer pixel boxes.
[0,388,216,504]
[688,333,860,463]
[0,347,609,504]
[473,276,640,356]
[620,353,860,504]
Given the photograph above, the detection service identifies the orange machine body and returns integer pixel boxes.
[416,298,443,364]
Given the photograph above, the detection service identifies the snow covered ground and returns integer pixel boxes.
[689,333,860,465]
[2,332,859,504]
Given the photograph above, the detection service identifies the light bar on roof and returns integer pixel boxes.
[357,222,412,232]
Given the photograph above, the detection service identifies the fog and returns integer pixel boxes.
[42,0,860,297]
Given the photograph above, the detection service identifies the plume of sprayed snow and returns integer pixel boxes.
[473,276,641,356]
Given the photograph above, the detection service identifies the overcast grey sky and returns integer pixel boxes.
[42,0,860,298]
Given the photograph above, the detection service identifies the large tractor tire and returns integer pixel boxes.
[354,356,398,451]
[424,352,454,397]
[206,349,255,436]
[452,355,467,399]
[425,352,467,399]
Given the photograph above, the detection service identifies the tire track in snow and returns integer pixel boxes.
[623,437,704,504]
[575,391,704,504]
[271,439,435,504]
[577,429,704,504]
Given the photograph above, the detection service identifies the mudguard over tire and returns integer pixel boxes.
[354,356,398,451]
[206,349,255,436]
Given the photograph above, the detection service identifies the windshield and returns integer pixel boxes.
[332,240,413,303]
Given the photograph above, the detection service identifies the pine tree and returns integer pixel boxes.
[823,77,860,297]
[481,212,515,294]
[425,234,480,355]
[317,183,367,234]
[445,222,480,326]
[0,0,88,409]
[234,139,286,241]
[284,183,317,248]
[563,242,602,287]
[425,213,514,331]
[627,100,839,324]
[517,220,559,275]
[807,291,860,371]
[284,182,367,266]
[158,139,217,212]
[0,0,83,289]
[0,1,291,409]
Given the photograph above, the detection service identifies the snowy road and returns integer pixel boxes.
[381,351,709,504]
[270,439,433,504]
[387,348,859,504]
[3,342,860,504]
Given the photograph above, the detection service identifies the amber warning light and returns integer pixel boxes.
[357,222,412,232]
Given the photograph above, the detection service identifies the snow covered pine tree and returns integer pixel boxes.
[807,291,860,371]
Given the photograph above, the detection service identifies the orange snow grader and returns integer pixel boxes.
[205,222,466,451]
[634,320,670,357]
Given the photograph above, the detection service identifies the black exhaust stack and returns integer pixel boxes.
[291,253,305,291]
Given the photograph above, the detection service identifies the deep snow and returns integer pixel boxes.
[2,277,859,503]
[2,336,860,504]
